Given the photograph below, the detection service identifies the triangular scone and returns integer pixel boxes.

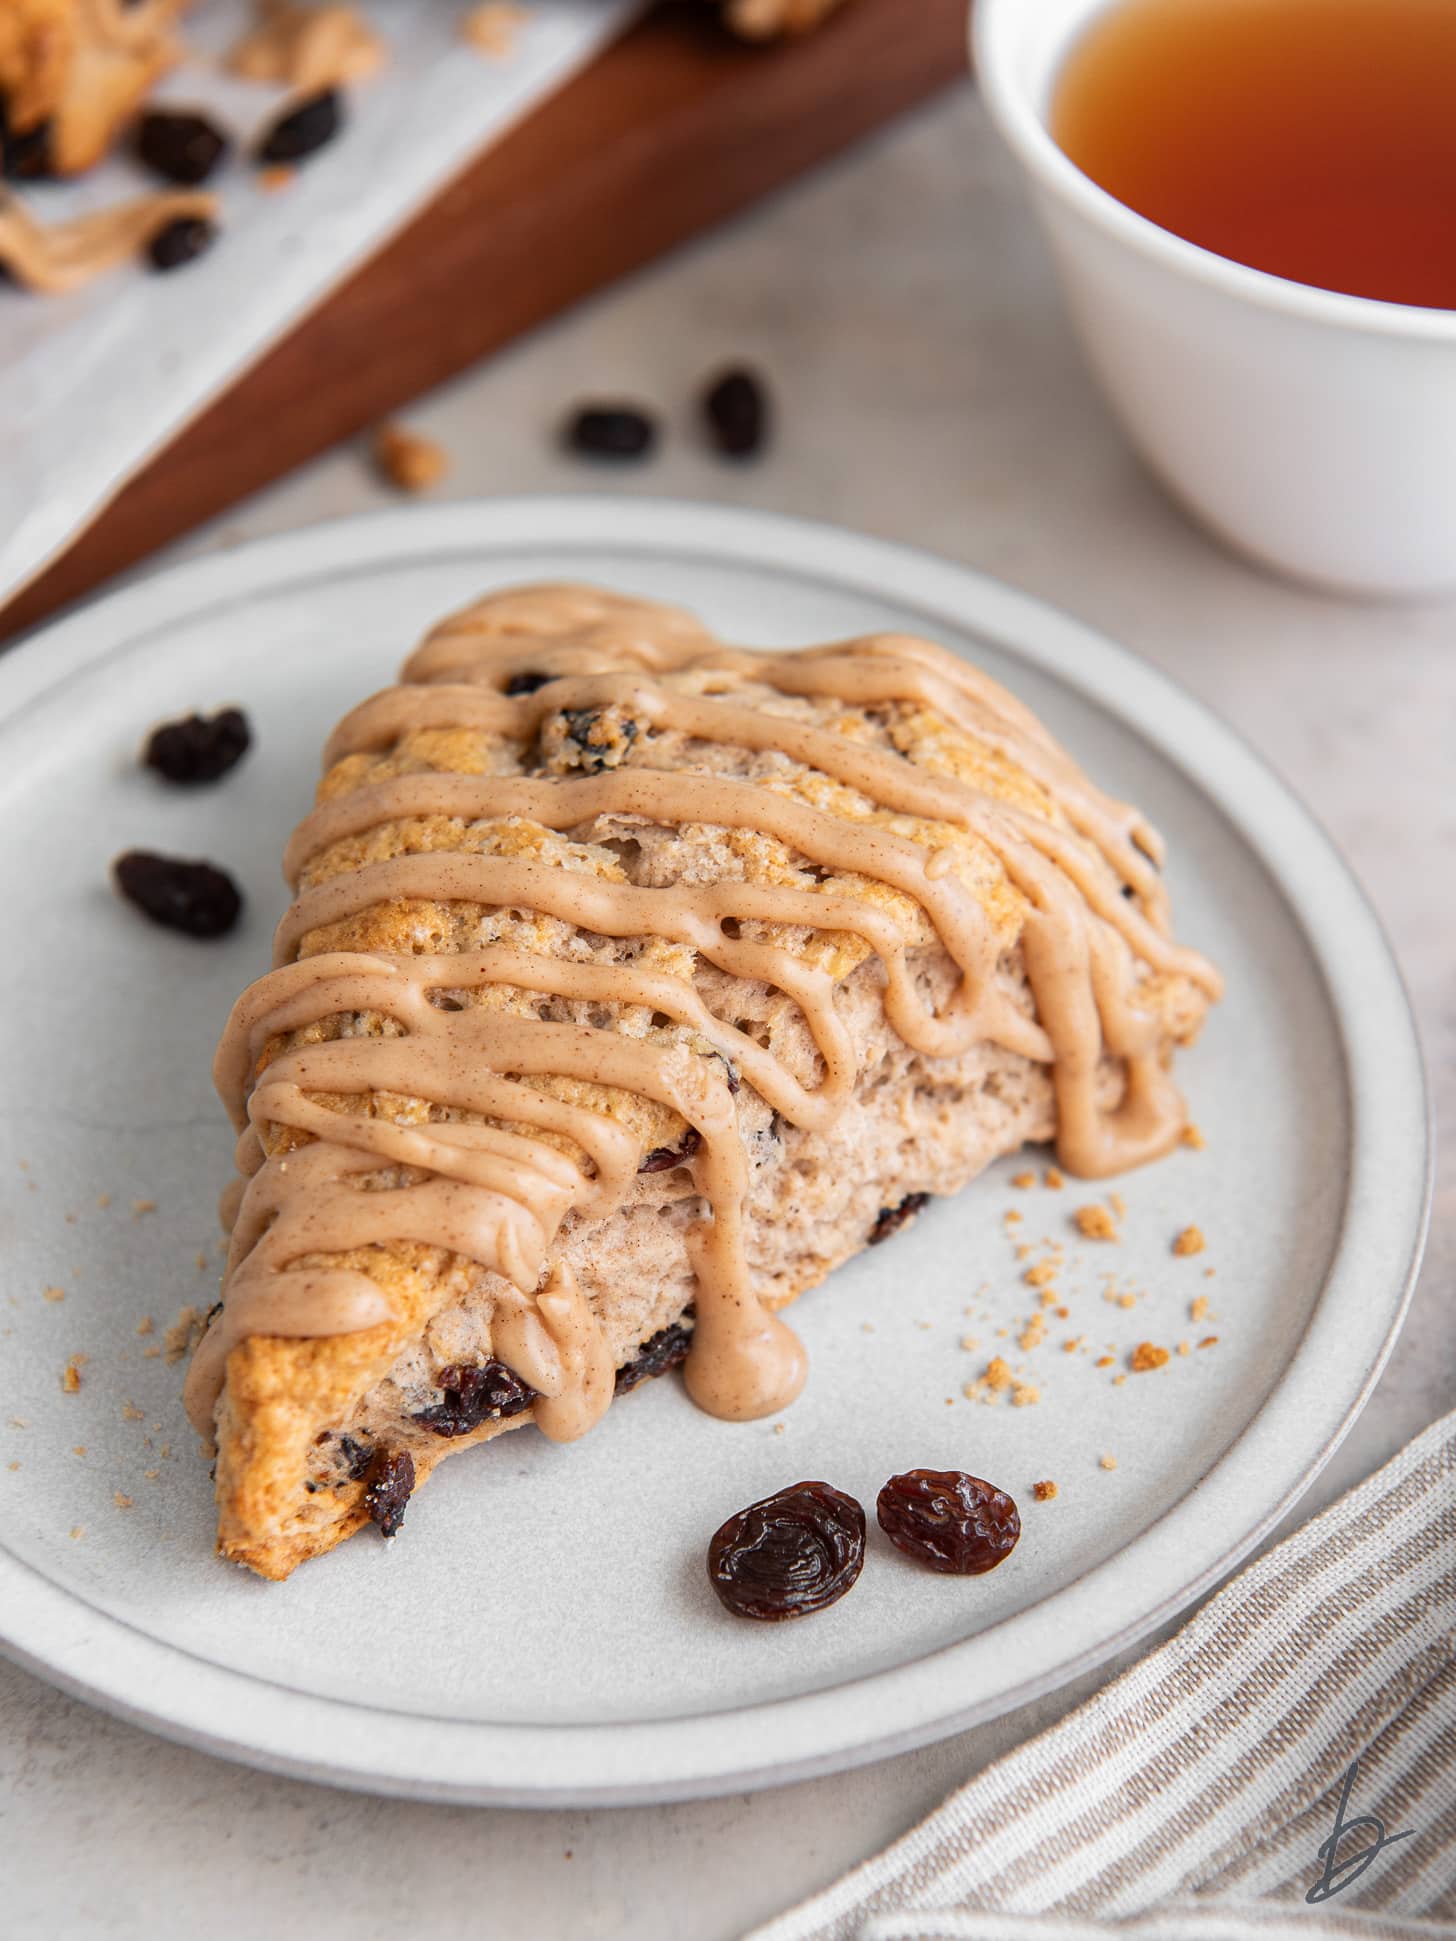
[0,0,188,177]
[187,585,1221,1579]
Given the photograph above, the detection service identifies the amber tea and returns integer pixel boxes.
[1051,0,1456,309]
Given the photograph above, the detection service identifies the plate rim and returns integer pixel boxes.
[0,495,1431,1805]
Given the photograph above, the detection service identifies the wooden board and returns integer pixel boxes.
[1,0,969,641]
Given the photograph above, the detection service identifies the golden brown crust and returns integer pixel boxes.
[0,0,187,176]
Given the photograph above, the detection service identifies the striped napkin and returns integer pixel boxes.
[752,1410,1456,1941]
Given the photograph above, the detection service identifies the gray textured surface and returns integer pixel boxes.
[1,79,1451,1940]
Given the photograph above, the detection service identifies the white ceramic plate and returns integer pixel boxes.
[0,499,1428,1805]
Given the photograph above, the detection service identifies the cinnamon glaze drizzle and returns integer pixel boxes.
[185,586,1220,1441]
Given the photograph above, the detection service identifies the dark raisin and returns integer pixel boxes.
[868,1192,930,1245]
[564,405,657,460]
[703,366,770,458]
[1121,883,1136,900]
[708,1481,866,1622]
[412,1359,536,1437]
[136,110,229,185]
[304,1480,318,1494]
[504,671,552,695]
[256,89,342,165]
[337,1433,374,1481]
[147,215,217,273]
[143,706,251,783]
[363,1447,415,1539]
[1,99,52,179]
[113,850,242,939]
[205,1301,223,1325]
[615,1317,694,1394]
[876,1469,1021,1576]
[713,1050,741,1094]
[638,1127,702,1173]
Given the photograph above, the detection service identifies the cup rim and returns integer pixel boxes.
[971,0,1456,343]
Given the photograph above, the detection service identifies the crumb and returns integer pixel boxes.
[960,1334,979,1351]
[1004,1209,1023,1226]
[1010,1171,1036,1189]
[915,1319,933,1332]
[258,164,296,193]
[1130,1341,1170,1372]
[113,1492,133,1511]
[121,1402,146,1422]
[1015,1243,1033,1260]
[772,1422,785,1436]
[164,1305,206,1364]
[995,1326,1009,1338]
[1181,1123,1206,1150]
[1074,1204,1118,1242]
[1198,1335,1220,1349]
[1172,1225,1206,1258]
[96,1193,112,1209]
[43,1285,64,1303]
[1094,1354,1114,1369]
[461,0,526,56]
[1112,1373,1127,1386]
[1177,1340,1192,1357]
[132,1199,157,1218]
[1044,1167,1064,1190]
[984,1356,1013,1392]
[60,1355,84,1393]
[1099,1453,1118,1471]
[1032,1479,1058,1501]
[69,1526,84,1540]
[71,1445,85,1457]
[1055,1304,1070,1320]
[1062,1336,1083,1353]
[861,1321,875,1334]
[5,1461,18,1473]
[945,1396,955,1406]
[144,1468,161,1481]
[195,1252,209,1273]
[1109,1192,1127,1220]
[1011,1381,1040,1407]
[371,422,450,495]
[1024,1261,1058,1289]
[1203,1267,1216,1279]
[1190,1294,1211,1322]
[1018,1312,1047,1352]
[160,1444,171,1460]
[143,1346,162,1360]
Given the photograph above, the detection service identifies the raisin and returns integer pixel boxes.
[708,1481,865,1621]
[147,215,217,272]
[336,1433,374,1481]
[868,1192,930,1245]
[143,706,251,782]
[560,706,638,773]
[256,89,342,165]
[875,1469,1021,1576]
[136,110,229,185]
[412,1359,536,1437]
[1,97,52,179]
[504,671,552,695]
[703,366,770,458]
[363,1447,415,1539]
[564,405,657,460]
[113,851,242,939]
[615,1317,694,1394]
[638,1127,702,1173]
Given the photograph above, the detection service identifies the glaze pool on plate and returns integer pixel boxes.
[0,500,1426,1801]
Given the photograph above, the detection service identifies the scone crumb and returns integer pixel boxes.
[136,1315,155,1336]
[1198,1335,1220,1350]
[1018,1313,1047,1353]
[772,1422,785,1436]
[144,1468,161,1481]
[96,1193,112,1210]
[1172,1225,1206,1258]
[1190,1294,1211,1322]
[122,1402,146,1422]
[1130,1341,1170,1373]
[1044,1167,1065,1190]
[960,1334,979,1351]
[258,164,296,194]
[1011,1171,1036,1189]
[195,1251,209,1273]
[43,1285,65,1303]
[71,1446,86,1457]
[1074,1204,1119,1242]
[164,1306,207,1364]
[1109,1193,1128,1220]
[984,1355,1013,1391]
[113,1492,134,1511]
[1181,1123,1207,1150]
[1176,1339,1192,1357]
[60,1355,85,1393]
[1024,1261,1058,1289]
[861,1321,875,1334]
[1099,1453,1118,1471]
[1004,1209,1023,1226]
[69,1526,84,1541]
[372,422,451,495]
[132,1199,157,1218]
[1032,1479,1058,1501]
[5,1461,18,1473]
[1094,1354,1114,1368]
[461,1,527,56]
[1011,1381,1040,1407]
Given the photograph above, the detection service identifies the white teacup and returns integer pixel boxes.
[973,0,1456,598]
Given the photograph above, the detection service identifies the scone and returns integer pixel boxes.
[187,584,1221,1580]
[0,0,188,178]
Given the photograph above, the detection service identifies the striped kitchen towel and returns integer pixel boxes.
[752,1409,1456,1941]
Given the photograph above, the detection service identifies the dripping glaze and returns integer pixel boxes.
[185,585,1220,1441]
